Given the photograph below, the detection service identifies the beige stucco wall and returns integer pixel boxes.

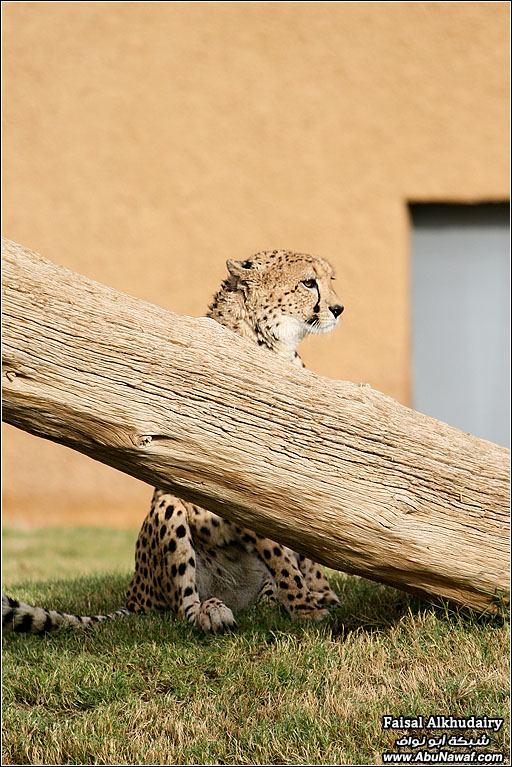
[2,1,509,527]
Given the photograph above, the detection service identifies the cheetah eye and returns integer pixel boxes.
[301,279,317,289]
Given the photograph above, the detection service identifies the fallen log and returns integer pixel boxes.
[2,237,509,612]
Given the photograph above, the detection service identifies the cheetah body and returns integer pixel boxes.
[126,250,344,631]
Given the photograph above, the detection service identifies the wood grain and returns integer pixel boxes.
[2,238,509,611]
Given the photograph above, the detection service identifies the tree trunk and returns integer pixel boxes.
[2,237,509,612]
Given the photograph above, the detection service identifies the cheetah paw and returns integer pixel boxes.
[196,598,237,633]
[294,605,330,621]
[310,589,341,607]
[292,593,330,621]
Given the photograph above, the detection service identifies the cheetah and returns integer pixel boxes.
[3,250,344,634]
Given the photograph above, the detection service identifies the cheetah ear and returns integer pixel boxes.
[226,259,256,279]
[226,258,254,277]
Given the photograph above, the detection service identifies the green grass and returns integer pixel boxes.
[2,526,137,583]
[2,526,509,765]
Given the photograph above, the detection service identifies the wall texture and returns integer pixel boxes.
[2,1,509,527]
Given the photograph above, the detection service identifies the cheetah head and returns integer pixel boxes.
[226,250,344,354]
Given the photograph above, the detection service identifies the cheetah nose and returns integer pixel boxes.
[329,304,344,318]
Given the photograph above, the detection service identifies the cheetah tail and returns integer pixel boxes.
[2,592,131,635]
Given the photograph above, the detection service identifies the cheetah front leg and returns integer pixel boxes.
[158,497,238,633]
[127,492,237,633]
